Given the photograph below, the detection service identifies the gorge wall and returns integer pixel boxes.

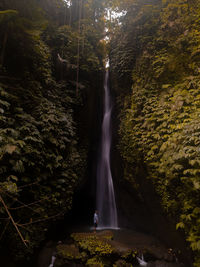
[0,0,105,263]
[110,1,200,266]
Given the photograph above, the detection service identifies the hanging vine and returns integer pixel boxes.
[76,0,83,96]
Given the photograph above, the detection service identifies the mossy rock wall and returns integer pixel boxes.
[110,1,200,266]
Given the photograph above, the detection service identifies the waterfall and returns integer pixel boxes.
[96,70,118,229]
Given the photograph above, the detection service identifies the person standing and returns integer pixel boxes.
[94,210,98,233]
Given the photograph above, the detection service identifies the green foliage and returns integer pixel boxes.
[0,78,85,257]
[57,244,83,260]
[0,0,105,261]
[86,256,105,266]
[0,10,18,21]
[54,231,116,266]
[110,0,200,265]
[68,231,135,266]
[71,232,114,256]
[55,230,146,267]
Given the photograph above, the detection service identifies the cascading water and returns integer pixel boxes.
[96,69,118,229]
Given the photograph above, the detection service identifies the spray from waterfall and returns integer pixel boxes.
[96,69,118,229]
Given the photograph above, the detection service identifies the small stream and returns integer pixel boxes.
[48,255,56,267]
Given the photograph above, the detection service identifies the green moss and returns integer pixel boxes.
[71,232,114,256]
[113,259,133,267]
[57,244,82,260]
[121,249,137,261]
[86,256,105,267]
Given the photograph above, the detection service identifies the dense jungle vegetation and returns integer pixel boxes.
[0,0,106,261]
[1,0,200,266]
[110,0,200,266]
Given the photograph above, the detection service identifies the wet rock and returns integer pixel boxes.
[143,247,175,262]
[114,259,132,267]
[52,230,186,267]
[147,260,185,267]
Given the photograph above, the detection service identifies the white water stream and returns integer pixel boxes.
[137,254,148,266]
[96,70,118,229]
[48,255,56,267]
